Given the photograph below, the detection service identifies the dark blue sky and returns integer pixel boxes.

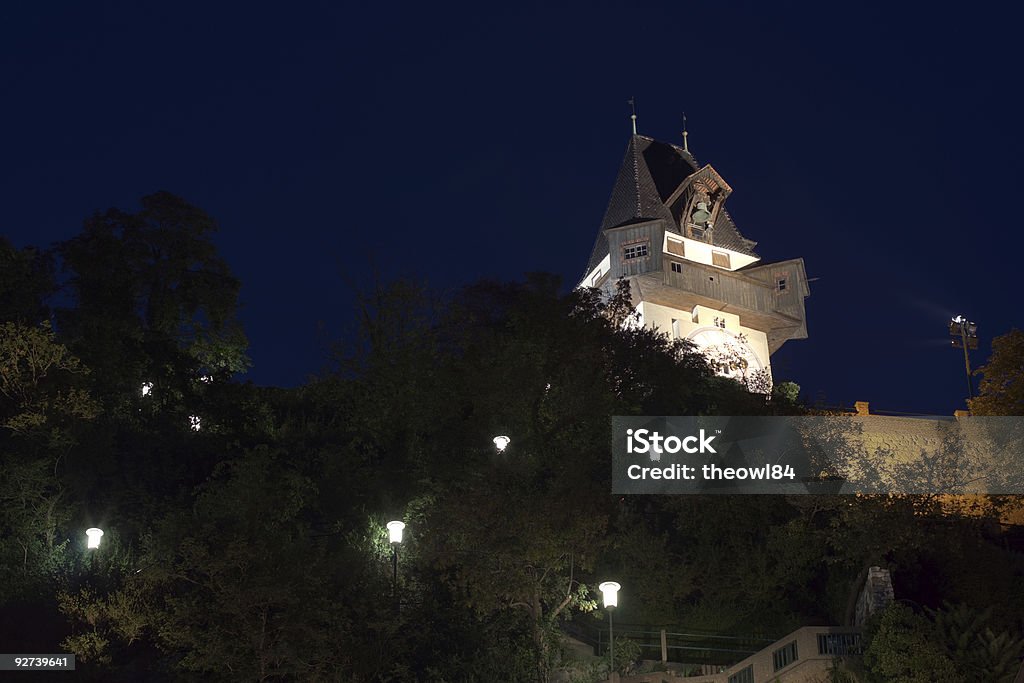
[3,2,1021,414]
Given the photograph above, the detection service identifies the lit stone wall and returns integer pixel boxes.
[815,405,1023,498]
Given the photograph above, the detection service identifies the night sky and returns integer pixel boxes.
[4,3,1022,415]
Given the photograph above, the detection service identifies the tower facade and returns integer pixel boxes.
[579,134,809,387]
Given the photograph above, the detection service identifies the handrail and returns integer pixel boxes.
[564,619,778,666]
[566,622,868,675]
[569,621,776,642]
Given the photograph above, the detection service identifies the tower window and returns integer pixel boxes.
[671,318,681,339]
[714,317,726,329]
[670,261,682,273]
[712,251,731,268]
[623,242,649,260]
[777,278,788,291]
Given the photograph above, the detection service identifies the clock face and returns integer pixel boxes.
[686,327,763,380]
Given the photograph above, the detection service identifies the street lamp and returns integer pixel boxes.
[387,520,405,544]
[949,315,979,401]
[86,527,104,549]
[387,521,405,612]
[493,435,511,452]
[599,581,621,674]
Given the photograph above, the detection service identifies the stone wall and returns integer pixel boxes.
[821,402,1023,496]
[854,566,894,627]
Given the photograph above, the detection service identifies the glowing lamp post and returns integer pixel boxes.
[387,521,405,612]
[599,581,621,674]
[141,382,153,397]
[86,527,104,549]
[493,435,511,453]
[387,520,405,544]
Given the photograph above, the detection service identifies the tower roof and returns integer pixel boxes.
[585,135,759,275]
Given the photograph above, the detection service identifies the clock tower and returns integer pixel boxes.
[579,132,809,387]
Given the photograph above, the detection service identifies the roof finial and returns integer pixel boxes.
[628,97,637,135]
[682,112,689,153]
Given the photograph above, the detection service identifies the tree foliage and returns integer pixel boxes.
[0,321,98,603]
[863,602,1024,683]
[57,191,248,412]
[2,197,1022,681]
[971,328,1024,415]
[0,237,54,324]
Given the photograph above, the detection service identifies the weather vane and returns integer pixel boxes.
[628,97,637,135]
[682,112,689,153]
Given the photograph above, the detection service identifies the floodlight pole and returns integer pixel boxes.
[958,323,972,400]
[949,316,978,402]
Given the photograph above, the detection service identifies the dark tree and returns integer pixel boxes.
[971,329,1024,416]
[0,237,54,324]
[56,191,248,410]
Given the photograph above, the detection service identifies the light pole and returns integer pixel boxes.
[949,315,979,401]
[387,521,405,612]
[85,527,104,549]
[599,581,621,675]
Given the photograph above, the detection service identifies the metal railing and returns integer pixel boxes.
[565,619,778,667]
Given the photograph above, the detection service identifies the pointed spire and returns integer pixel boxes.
[682,112,689,153]
[631,136,641,217]
[628,97,637,135]
[584,134,760,279]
